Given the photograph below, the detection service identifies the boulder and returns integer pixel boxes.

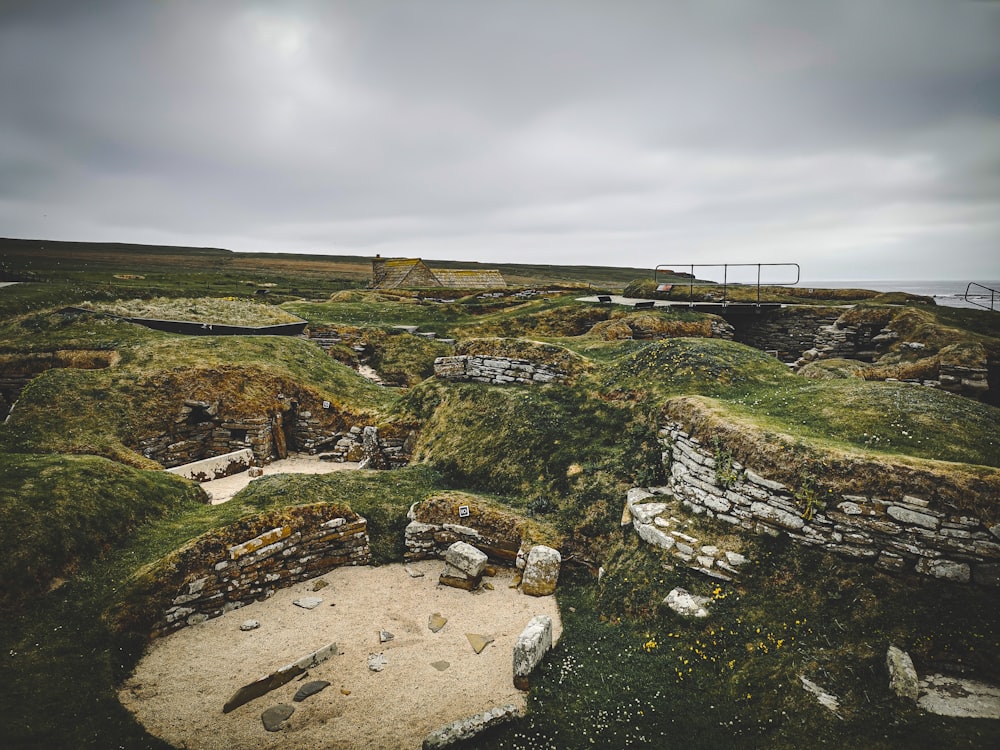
[513,615,553,690]
[886,645,920,702]
[521,545,561,597]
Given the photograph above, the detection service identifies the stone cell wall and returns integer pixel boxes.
[434,355,566,385]
[147,505,371,637]
[728,308,843,361]
[658,422,1000,587]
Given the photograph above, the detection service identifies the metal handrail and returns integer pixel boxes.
[963,282,998,312]
[653,263,801,307]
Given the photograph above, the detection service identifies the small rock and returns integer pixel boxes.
[482,582,494,591]
[312,579,329,591]
[239,619,260,632]
[404,566,425,578]
[428,613,448,633]
[340,688,351,695]
[261,704,294,732]
[466,633,494,654]
[431,660,450,671]
[367,653,387,672]
[724,551,747,567]
[293,680,330,702]
[293,597,323,610]
[800,675,841,713]
[664,587,711,618]
[379,630,394,643]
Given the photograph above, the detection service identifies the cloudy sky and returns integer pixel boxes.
[1,0,998,281]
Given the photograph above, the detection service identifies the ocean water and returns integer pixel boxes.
[799,280,1000,310]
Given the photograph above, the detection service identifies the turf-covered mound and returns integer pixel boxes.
[454,337,593,378]
[0,453,205,604]
[0,336,393,466]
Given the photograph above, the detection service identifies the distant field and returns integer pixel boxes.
[0,237,673,292]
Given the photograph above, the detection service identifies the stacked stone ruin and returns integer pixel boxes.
[632,421,1000,587]
[434,355,567,385]
[151,506,371,636]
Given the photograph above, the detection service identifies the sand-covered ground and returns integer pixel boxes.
[202,454,360,505]
[119,559,561,750]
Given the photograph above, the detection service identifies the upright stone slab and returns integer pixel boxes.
[521,545,561,597]
[513,615,553,690]
[886,645,920,702]
[444,541,488,578]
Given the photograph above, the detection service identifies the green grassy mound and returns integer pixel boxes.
[0,453,205,605]
[0,334,394,465]
[77,296,303,326]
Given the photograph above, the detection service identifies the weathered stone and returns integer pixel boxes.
[293,596,323,610]
[466,633,494,654]
[428,613,448,633]
[887,506,940,530]
[724,551,748,567]
[312,578,329,591]
[837,501,863,515]
[663,587,711,618]
[915,558,970,582]
[636,523,675,550]
[751,501,805,531]
[293,680,330,702]
[431,660,450,671]
[261,704,294,732]
[521,545,561,596]
[444,541,488,578]
[917,674,1000,718]
[630,502,667,524]
[886,645,920,702]
[228,526,292,560]
[379,630,394,643]
[800,675,841,713]
[422,704,521,750]
[512,615,553,690]
[223,641,337,713]
[367,653,387,672]
[239,619,260,631]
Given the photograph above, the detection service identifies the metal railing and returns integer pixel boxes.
[653,263,801,307]
[963,282,999,312]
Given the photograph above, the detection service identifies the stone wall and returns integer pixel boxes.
[404,496,560,565]
[434,355,567,385]
[136,398,408,469]
[126,504,372,638]
[656,422,1000,587]
[728,307,844,361]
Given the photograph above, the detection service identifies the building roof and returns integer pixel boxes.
[372,258,506,289]
[432,269,507,288]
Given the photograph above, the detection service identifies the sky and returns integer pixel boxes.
[1,0,999,282]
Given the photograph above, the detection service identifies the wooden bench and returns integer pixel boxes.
[634,300,655,309]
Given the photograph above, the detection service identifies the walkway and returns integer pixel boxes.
[201,453,360,505]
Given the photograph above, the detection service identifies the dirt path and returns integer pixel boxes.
[119,560,561,749]
[202,454,361,504]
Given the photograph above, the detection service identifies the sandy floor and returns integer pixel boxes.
[202,454,361,505]
[119,560,561,750]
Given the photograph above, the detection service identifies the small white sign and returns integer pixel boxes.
[458,505,470,518]
[322,400,331,409]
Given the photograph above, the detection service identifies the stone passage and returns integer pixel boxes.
[656,421,1000,587]
[129,505,372,637]
[434,355,567,385]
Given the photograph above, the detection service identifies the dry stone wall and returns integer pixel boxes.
[656,422,1000,587]
[138,505,371,637]
[434,355,567,385]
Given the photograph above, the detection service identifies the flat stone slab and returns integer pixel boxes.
[222,641,337,713]
[239,619,260,632]
[293,597,323,610]
[261,704,294,732]
[368,653,388,672]
[918,674,1000,718]
[423,703,521,750]
[293,680,330,702]
[428,613,448,633]
[664,587,711,618]
[379,630,394,643]
[405,566,425,578]
[466,633,494,654]
[431,660,450,672]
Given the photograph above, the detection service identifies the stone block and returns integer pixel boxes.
[887,506,940,530]
[663,587,711,618]
[444,541,488,578]
[521,545,561,597]
[886,645,919,702]
[513,615,553,690]
[751,501,805,531]
[423,704,521,750]
[915,557,970,582]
